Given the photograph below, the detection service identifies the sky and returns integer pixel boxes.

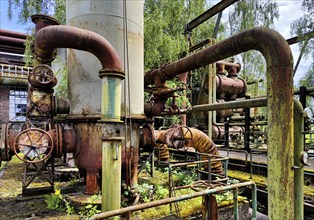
[0,0,311,84]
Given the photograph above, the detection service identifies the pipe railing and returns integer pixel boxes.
[91,181,257,219]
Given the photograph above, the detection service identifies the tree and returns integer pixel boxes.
[291,0,314,88]
[227,0,279,95]
[144,0,217,71]
[8,0,65,25]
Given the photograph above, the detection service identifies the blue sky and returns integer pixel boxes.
[0,0,311,84]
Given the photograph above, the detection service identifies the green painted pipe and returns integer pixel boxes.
[293,99,304,220]
[233,188,239,220]
[101,137,123,212]
[101,73,124,121]
[252,183,257,220]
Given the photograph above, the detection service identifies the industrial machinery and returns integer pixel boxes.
[0,0,312,219]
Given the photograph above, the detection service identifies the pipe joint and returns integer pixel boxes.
[99,69,125,79]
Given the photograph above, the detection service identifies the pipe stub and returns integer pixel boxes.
[99,69,125,79]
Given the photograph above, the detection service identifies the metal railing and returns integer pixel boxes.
[0,63,32,79]
[91,181,257,220]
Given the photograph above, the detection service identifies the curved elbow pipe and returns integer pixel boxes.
[145,27,291,86]
[34,25,122,71]
[147,27,294,219]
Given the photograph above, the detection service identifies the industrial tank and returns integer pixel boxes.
[66,0,144,117]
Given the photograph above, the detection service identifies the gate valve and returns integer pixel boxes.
[13,128,54,163]
[28,64,57,88]
[175,82,188,96]
[169,125,193,150]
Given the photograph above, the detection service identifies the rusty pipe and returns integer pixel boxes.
[31,14,60,34]
[147,27,294,219]
[0,36,26,46]
[0,29,28,39]
[34,25,122,71]
[145,27,291,86]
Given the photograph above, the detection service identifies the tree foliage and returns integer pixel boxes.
[290,0,314,87]
[8,0,65,24]
[144,0,218,71]
[228,0,279,88]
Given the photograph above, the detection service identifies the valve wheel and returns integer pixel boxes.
[13,128,54,163]
[170,125,193,150]
[190,180,213,192]
[28,64,54,87]
[176,83,188,96]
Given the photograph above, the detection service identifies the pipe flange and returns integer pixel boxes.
[159,63,172,81]
[237,77,247,98]
[51,124,63,158]
[99,69,125,79]
[31,42,56,64]
[140,124,156,152]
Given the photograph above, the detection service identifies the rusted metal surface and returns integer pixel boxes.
[28,64,57,88]
[31,14,60,34]
[0,30,28,54]
[146,27,293,218]
[54,98,71,115]
[216,74,246,100]
[189,97,267,113]
[0,29,28,39]
[0,36,25,47]
[185,0,239,32]
[13,128,54,163]
[139,124,155,152]
[62,127,76,154]
[34,25,122,71]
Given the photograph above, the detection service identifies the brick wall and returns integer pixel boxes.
[0,86,10,123]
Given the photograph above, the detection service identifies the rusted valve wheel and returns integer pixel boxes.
[176,83,188,96]
[28,64,55,87]
[190,180,213,192]
[170,125,193,150]
[13,128,54,163]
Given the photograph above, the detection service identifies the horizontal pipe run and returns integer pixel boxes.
[91,181,256,219]
[286,31,314,45]
[294,87,314,95]
[188,97,267,113]
[185,0,239,32]
[170,158,229,168]
[0,36,26,46]
[0,29,28,39]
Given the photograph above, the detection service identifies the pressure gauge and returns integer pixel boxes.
[300,151,309,165]
[304,107,314,119]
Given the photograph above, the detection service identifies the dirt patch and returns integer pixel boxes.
[0,156,80,220]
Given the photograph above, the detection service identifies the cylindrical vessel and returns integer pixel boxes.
[66,0,144,117]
